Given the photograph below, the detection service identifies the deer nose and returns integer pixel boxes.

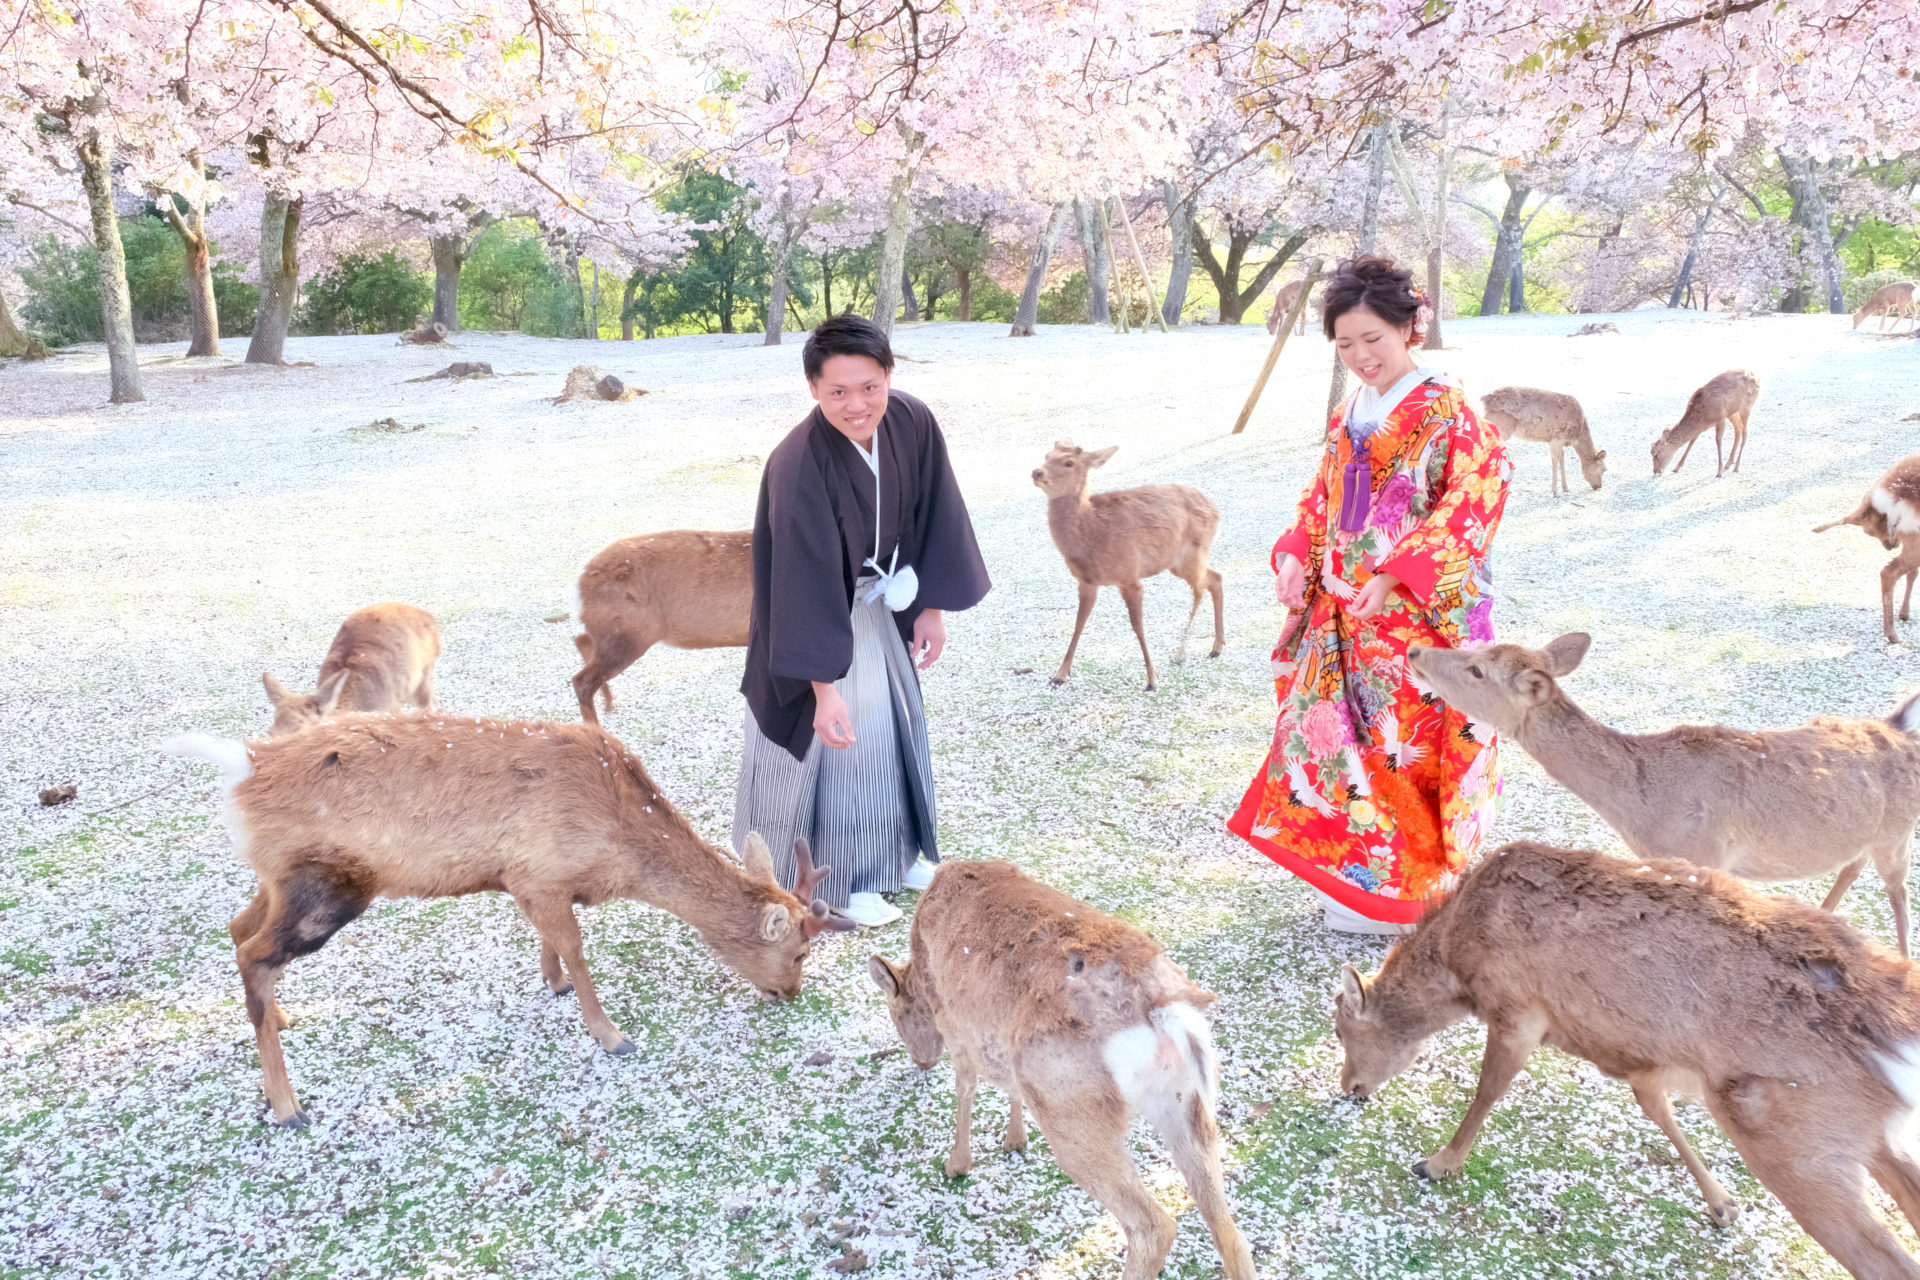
[1030,469,1043,484]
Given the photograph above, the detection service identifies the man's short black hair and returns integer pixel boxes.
[803,313,895,382]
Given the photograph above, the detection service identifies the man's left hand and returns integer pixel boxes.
[912,609,946,669]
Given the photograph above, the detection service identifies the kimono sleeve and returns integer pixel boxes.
[1376,399,1509,614]
[767,449,856,689]
[907,412,991,615]
[1272,448,1332,571]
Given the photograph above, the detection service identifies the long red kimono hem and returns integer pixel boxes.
[1226,771,1433,925]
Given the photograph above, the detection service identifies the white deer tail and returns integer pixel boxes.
[1102,1000,1219,1116]
[1891,692,1920,737]
[163,733,254,792]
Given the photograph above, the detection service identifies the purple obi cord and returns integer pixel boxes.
[1338,439,1371,533]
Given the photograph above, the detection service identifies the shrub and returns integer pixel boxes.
[298,251,433,335]
[18,218,258,345]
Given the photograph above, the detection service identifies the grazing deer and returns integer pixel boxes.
[164,714,852,1127]
[1406,633,1920,956]
[1651,369,1760,477]
[1336,840,1920,1280]
[571,530,752,723]
[1480,386,1607,495]
[869,861,1253,1280]
[262,602,441,736]
[1855,282,1918,332]
[1815,456,1920,644]
[1264,278,1311,337]
[1032,441,1224,691]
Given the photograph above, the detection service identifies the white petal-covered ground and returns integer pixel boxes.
[3,310,1917,1279]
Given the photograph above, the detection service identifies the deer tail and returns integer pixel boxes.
[162,733,254,793]
[1154,1000,1219,1113]
[1889,692,1920,737]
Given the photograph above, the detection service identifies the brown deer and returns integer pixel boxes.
[1335,840,1920,1280]
[571,530,752,723]
[164,715,853,1127]
[262,602,441,736]
[1650,369,1760,477]
[1815,456,1920,643]
[869,861,1253,1280]
[1855,282,1918,332]
[1480,386,1607,495]
[1264,277,1311,336]
[1405,633,1920,956]
[1032,441,1224,691]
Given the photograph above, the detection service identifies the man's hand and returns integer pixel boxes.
[1348,572,1402,621]
[812,681,856,749]
[1274,553,1306,608]
[911,609,946,670]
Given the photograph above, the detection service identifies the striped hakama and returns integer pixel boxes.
[733,579,938,908]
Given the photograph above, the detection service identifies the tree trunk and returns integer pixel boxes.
[823,252,835,317]
[0,288,28,357]
[159,157,220,357]
[429,233,465,331]
[1508,255,1527,313]
[77,123,143,401]
[1074,196,1111,324]
[246,192,302,366]
[1778,153,1846,314]
[1478,176,1530,317]
[1669,184,1724,309]
[900,264,919,322]
[622,272,639,340]
[765,233,794,346]
[1329,118,1393,418]
[1010,204,1071,337]
[955,268,971,322]
[871,139,920,336]
[1426,131,1452,349]
[1159,180,1193,327]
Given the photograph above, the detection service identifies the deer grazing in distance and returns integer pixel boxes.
[1336,841,1920,1280]
[1815,456,1920,644]
[1264,277,1311,337]
[1855,281,1917,332]
[869,861,1253,1280]
[262,602,441,736]
[1479,386,1607,495]
[165,715,853,1127]
[1406,633,1920,957]
[1651,369,1760,477]
[571,530,752,723]
[1032,441,1224,692]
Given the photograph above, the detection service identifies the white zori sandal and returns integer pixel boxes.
[844,892,904,928]
[902,857,938,891]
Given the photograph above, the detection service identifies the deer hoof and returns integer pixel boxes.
[1049,676,1067,687]
[276,1110,313,1130]
[1708,1201,1741,1227]
[550,983,574,998]
[943,1156,972,1178]
[1003,1134,1027,1154]
[1208,647,1223,659]
[1144,682,1157,693]
[608,1037,639,1057]
[1411,1156,1455,1181]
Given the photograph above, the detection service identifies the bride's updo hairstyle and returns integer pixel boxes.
[1321,254,1422,341]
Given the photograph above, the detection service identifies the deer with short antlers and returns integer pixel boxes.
[869,861,1253,1280]
[1337,840,1920,1280]
[262,602,441,736]
[570,530,752,724]
[1032,441,1224,692]
[1406,633,1920,956]
[165,713,852,1127]
[1651,369,1760,477]
[1815,456,1920,644]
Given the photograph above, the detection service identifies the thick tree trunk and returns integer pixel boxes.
[77,124,143,401]
[1329,117,1393,418]
[622,272,639,341]
[1159,181,1193,327]
[159,158,220,356]
[1074,196,1111,324]
[1426,139,1452,349]
[1010,204,1071,337]
[1508,256,1527,313]
[955,268,971,323]
[1669,185,1724,309]
[430,234,465,331]
[0,289,28,356]
[1478,176,1531,318]
[246,192,302,365]
[871,140,919,336]
[765,235,794,346]
[1779,152,1848,313]
[900,264,919,322]
[823,252,835,317]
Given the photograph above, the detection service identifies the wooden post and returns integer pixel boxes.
[1111,186,1169,334]
[1232,259,1323,435]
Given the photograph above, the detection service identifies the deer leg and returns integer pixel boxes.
[1139,1083,1255,1280]
[1712,421,1726,477]
[1416,1013,1546,1180]
[520,897,632,1054]
[1119,581,1157,692]
[1029,1091,1177,1280]
[1674,433,1697,472]
[1001,1086,1028,1152]
[1550,442,1566,495]
[1902,568,1917,622]
[570,632,646,726]
[1716,1115,1920,1280]
[1051,580,1100,686]
[1874,834,1913,958]
[1882,546,1920,643]
[1629,1075,1739,1225]
[1207,567,1225,658]
[946,1051,979,1176]
[1819,857,1867,912]
[230,889,295,1030]
[414,669,436,712]
[1173,574,1202,666]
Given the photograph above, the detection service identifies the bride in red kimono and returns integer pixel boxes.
[1228,255,1511,934]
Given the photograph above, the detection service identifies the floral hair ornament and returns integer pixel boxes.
[1409,287,1433,347]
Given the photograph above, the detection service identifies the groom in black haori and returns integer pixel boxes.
[734,315,991,927]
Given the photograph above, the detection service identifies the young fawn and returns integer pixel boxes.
[1479,386,1606,495]
[1650,369,1760,477]
[166,714,852,1127]
[1406,633,1920,955]
[262,602,441,735]
[1336,840,1920,1280]
[1032,441,1225,691]
[1815,456,1920,644]
[869,861,1254,1280]
[570,530,752,723]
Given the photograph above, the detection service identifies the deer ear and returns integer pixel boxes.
[1087,446,1118,468]
[1516,669,1554,705]
[1339,964,1367,1011]
[741,831,777,884]
[1594,449,1607,461]
[263,672,291,705]
[868,954,902,997]
[759,902,793,941]
[314,669,349,716]
[1541,632,1591,677]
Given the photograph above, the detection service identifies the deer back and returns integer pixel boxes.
[317,603,441,712]
[1058,485,1217,582]
[577,530,753,651]
[1481,386,1585,445]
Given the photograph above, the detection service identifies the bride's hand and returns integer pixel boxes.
[1348,572,1402,620]
[1274,554,1306,608]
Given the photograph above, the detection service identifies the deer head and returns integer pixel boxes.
[1815,499,1897,550]
[867,953,945,1069]
[262,670,349,737]
[1579,449,1607,490]
[729,834,856,1001]
[1404,633,1592,736]
[1332,965,1434,1100]
[1031,440,1118,500]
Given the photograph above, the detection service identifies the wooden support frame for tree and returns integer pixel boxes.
[1232,258,1324,435]
[1108,182,1168,334]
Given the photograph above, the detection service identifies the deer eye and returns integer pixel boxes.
[1063,460,1075,468]
[1467,664,1485,678]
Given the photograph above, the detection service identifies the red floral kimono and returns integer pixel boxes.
[1228,373,1512,923]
